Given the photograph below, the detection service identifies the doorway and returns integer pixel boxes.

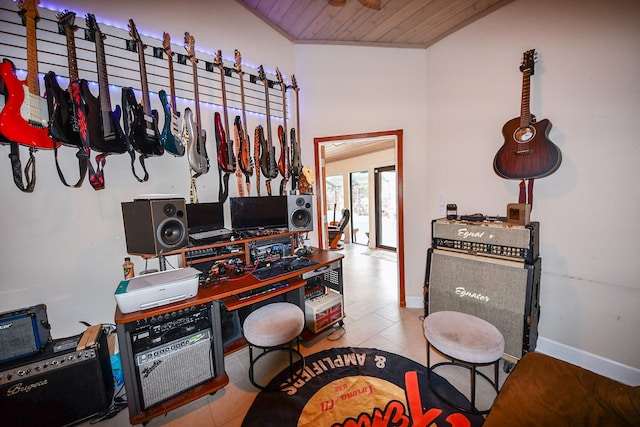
[350,170,369,245]
[314,130,405,307]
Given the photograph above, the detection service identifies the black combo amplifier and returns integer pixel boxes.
[117,301,225,416]
[431,218,539,263]
[0,331,113,427]
[0,304,51,364]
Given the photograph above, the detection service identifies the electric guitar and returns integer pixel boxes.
[493,49,562,179]
[234,49,253,195]
[183,32,209,176]
[159,32,185,156]
[123,19,163,157]
[254,125,263,196]
[275,67,290,195]
[213,50,235,203]
[289,74,302,192]
[44,10,87,187]
[0,0,54,150]
[256,65,279,196]
[82,14,128,155]
[45,10,81,148]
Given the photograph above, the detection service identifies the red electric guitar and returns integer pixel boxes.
[234,49,253,196]
[0,0,54,150]
[493,49,562,180]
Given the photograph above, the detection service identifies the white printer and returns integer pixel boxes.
[115,267,200,314]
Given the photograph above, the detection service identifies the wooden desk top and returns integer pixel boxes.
[115,249,343,324]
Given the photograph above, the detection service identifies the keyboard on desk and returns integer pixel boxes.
[236,281,290,301]
[252,257,319,280]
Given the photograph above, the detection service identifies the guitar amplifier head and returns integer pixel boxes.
[432,218,539,263]
[0,304,51,364]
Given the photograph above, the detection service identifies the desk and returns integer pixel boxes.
[115,235,343,425]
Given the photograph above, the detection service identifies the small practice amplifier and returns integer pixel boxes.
[0,331,113,427]
[305,289,344,333]
[0,304,51,364]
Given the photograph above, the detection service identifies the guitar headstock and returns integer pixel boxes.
[128,19,142,44]
[257,65,266,84]
[234,49,242,74]
[162,32,172,57]
[184,32,196,62]
[56,10,77,32]
[18,0,40,24]
[213,50,223,69]
[519,49,536,75]
[275,67,284,87]
[290,74,299,92]
[85,13,105,42]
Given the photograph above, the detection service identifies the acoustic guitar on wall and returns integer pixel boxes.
[493,49,561,180]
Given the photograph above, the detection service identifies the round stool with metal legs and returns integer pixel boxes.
[243,302,306,391]
[423,310,504,414]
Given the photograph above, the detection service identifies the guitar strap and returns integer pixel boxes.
[8,143,36,193]
[52,140,87,188]
[519,179,534,210]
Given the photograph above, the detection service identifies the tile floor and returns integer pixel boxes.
[89,243,507,426]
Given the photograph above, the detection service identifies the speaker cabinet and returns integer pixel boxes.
[287,194,313,232]
[0,331,113,427]
[0,304,51,364]
[426,248,540,362]
[121,198,188,255]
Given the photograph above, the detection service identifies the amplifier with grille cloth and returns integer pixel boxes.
[426,248,541,363]
[116,301,225,419]
[431,218,539,263]
[0,304,51,363]
[0,331,113,427]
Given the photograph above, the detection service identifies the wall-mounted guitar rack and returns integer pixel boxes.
[0,0,291,124]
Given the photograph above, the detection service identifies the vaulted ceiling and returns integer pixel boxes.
[237,0,514,49]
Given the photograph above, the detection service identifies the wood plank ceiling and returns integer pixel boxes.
[236,0,514,49]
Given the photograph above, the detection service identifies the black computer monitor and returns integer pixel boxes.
[230,196,288,231]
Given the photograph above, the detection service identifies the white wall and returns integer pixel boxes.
[423,0,640,375]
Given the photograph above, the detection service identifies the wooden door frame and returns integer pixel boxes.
[314,130,405,307]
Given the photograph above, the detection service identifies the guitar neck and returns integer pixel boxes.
[94,34,113,114]
[25,16,40,96]
[520,70,532,127]
[64,27,79,81]
[191,59,202,135]
[136,43,152,115]
[238,72,249,134]
[167,56,177,111]
[263,80,273,144]
[218,66,231,138]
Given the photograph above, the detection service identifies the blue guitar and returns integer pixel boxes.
[159,32,185,156]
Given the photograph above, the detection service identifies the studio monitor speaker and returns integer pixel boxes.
[121,198,188,255]
[287,194,313,232]
[426,248,541,362]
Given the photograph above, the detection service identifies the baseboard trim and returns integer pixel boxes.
[405,296,423,310]
[536,337,640,386]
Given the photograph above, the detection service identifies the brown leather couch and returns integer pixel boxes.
[483,352,640,427]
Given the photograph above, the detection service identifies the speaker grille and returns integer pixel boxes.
[427,249,540,361]
[135,329,214,409]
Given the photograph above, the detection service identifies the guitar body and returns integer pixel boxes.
[493,116,562,179]
[159,90,185,156]
[44,71,81,148]
[0,60,54,149]
[258,126,278,178]
[79,79,128,154]
[123,87,163,156]
[215,111,234,173]
[184,107,209,174]
[290,127,302,178]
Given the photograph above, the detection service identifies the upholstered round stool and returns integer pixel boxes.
[423,310,504,414]
[243,302,306,390]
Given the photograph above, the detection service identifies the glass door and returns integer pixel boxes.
[375,166,397,250]
[349,171,369,245]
